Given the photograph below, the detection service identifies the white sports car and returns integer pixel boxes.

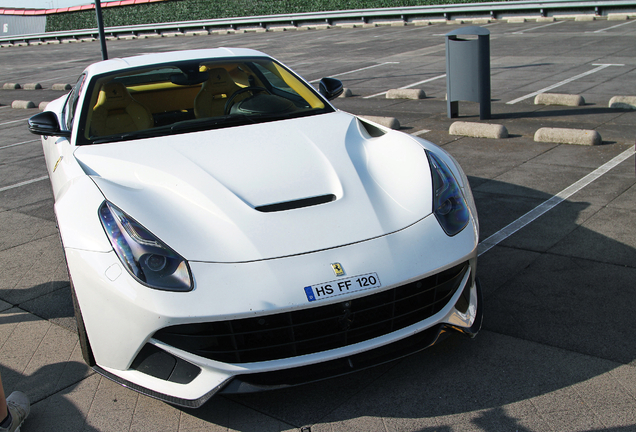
[28,48,481,408]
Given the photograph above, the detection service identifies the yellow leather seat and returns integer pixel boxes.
[194,68,242,118]
[91,82,154,137]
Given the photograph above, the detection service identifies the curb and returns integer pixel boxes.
[185,30,210,36]
[386,89,426,100]
[608,14,630,20]
[608,96,636,110]
[359,115,400,130]
[534,127,602,145]
[39,101,50,110]
[535,93,584,107]
[23,83,42,90]
[11,100,36,109]
[3,83,20,89]
[449,121,508,139]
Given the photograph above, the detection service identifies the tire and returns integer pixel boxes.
[70,277,96,367]
[56,216,96,367]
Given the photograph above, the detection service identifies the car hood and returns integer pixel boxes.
[74,111,433,262]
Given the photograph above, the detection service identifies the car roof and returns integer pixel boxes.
[83,47,271,77]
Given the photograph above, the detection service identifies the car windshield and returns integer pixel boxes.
[77,57,333,145]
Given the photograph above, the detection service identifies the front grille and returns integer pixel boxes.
[153,262,469,364]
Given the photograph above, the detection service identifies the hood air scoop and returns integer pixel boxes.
[255,194,336,213]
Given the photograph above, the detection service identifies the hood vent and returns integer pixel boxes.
[255,194,336,213]
[358,118,387,138]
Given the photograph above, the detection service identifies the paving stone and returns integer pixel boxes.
[128,395,181,432]
[0,210,58,252]
[0,308,93,404]
[20,285,75,333]
[0,20,635,432]
[548,206,636,268]
[0,235,68,305]
[28,373,101,432]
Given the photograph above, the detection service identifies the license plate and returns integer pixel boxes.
[304,273,381,302]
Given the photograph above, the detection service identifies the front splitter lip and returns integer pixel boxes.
[92,365,226,409]
[221,277,484,394]
[94,274,482,408]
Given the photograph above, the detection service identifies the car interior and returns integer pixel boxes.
[81,59,328,143]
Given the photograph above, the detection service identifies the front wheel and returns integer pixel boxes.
[71,279,96,367]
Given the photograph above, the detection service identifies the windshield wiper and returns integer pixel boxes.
[169,114,257,133]
[88,116,247,144]
[90,122,183,144]
[89,111,319,144]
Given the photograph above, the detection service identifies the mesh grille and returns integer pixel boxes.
[154,262,469,364]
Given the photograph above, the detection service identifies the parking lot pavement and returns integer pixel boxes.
[0,18,635,431]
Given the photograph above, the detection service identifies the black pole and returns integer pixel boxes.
[95,0,108,60]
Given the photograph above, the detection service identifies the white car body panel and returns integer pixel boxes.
[67,212,477,401]
[74,112,433,261]
[30,47,482,407]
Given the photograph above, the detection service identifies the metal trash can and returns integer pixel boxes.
[445,26,491,120]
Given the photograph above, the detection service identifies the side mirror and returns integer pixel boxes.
[28,111,71,137]
[319,77,344,101]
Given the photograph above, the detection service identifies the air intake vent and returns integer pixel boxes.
[358,118,387,138]
[255,194,336,213]
[153,262,470,364]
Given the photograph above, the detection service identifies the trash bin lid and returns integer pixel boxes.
[445,26,490,37]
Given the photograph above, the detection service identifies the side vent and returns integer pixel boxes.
[358,118,387,138]
[255,194,336,213]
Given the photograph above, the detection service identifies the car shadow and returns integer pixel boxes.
[4,176,634,430]
[192,176,636,429]
[0,308,99,431]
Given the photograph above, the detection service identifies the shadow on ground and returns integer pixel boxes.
[4,177,634,431]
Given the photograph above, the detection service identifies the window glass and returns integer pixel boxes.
[78,57,333,145]
[64,74,86,131]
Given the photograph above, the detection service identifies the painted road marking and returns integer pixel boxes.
[308,62,399,84]
[512,20,566,35]
[0,139,39,150]
[411,129,431,136]
[478,146,636,256]
[364,73,446,99]
[0,118,31,126]
[590,20,636,33]
[506,64,624,105]
[0,176,48,193]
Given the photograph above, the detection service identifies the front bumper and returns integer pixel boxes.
[67,212,480,407]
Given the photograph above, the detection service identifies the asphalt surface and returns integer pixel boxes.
[0,17,635,432]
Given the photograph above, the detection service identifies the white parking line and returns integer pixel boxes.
[0,139,39,150]
[410,129,431,136]
[590,20,636,33]
[478,146,636,256]
[37,74,80,83]
[511,20,565,34]
[364,74,446,99]
[506,64,624,105]
[308,62,399,83]
[0,118,30,127]
[0,175,48,193]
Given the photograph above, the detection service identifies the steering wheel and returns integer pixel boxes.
[224,87,271,115]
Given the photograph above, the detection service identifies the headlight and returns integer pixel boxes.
[99,201,192,291]
[427,151,470,236]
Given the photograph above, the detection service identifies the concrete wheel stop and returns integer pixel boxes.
[449,121,508,139]
[534,127,602,146]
